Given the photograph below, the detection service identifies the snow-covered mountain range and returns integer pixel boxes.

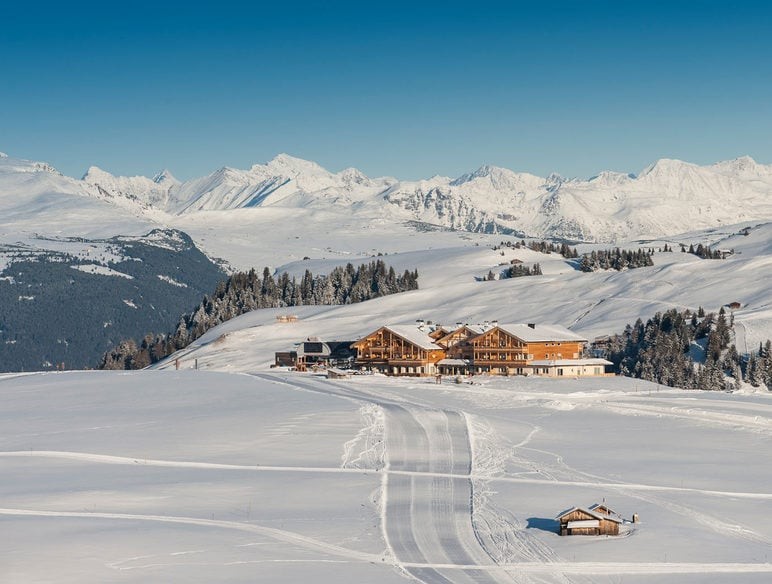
[74,152,772,242]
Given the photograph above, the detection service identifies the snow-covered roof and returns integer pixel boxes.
[529,358,612,367]
[383,325,443,351]
[465,324,491,335]
[556,506,622,523]
[589,503,619,516]
[497,324,587,343]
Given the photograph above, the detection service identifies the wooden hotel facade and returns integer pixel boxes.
[351,321,611,377]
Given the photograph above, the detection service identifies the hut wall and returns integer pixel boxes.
[599,519,620,535]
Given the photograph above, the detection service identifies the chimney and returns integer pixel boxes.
[528,323,536,329]
[456,322,463,328]
[492,320,498,327]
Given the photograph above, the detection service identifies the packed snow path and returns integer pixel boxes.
[383,405,504,583]
[254,373,507,583]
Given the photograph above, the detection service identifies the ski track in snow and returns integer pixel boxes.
[0,508,383,564]
[4,510,769,577]
[341,403,385,470]
[599,399,772,435]
[467,416,570,584]
[254,373,510,583]
[3,449,770,502]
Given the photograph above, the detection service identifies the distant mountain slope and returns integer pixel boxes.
[0,229,226,372]
[82,153,772,243]
[0,154,159,239]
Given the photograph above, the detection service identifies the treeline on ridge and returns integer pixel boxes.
[579,248,654,272]
[100,260,419,370]
[495,239,655,272]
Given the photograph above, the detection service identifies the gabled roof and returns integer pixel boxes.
[428,326,451,340]
[495,324,587,343]
[354,325,442,351]
[385,325,444,351]
[436,324,492,346]
[589,503,620,517]
[556,506,622,523]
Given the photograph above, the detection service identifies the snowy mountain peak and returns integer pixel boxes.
[82,165,113,181]
[638,158,697,178]
[0,154,61,177]
[338,167,372,186]
[152,169,179,185]
[588,170,634,186]
[711,155,766,175]
[260,153,328,176]
[545,172,566,185]
[82,165,175,210]
[451,164,507,185]
[731,154,757,167]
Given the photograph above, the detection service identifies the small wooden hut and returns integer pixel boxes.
[556,506,622,536]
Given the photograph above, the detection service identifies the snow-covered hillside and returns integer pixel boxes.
[147,221,771,377]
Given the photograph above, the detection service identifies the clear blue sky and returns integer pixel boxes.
[2,1,771,180]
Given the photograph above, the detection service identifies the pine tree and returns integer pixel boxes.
[746,354,762,387]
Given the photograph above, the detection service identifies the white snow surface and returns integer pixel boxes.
[70,264,134,279]
[1,369,771,583]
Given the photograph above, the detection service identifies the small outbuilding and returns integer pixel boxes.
[557,506,623,536]
[275,338,356,371]
[436,358,470,376]
[274,351,297,367]
[326,367,351,379]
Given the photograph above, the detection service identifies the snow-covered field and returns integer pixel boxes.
[2,150,772,582]
[1,370,770,583]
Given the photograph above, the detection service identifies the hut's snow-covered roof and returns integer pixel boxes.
[556,507,622,523]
